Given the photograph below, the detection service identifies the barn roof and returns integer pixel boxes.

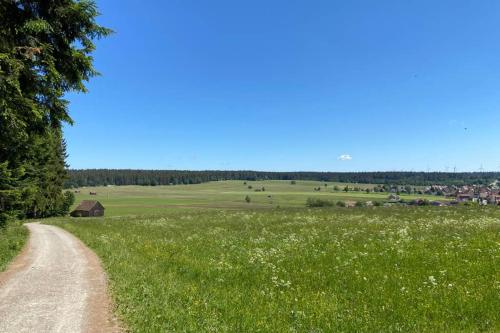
[73,200,103,212]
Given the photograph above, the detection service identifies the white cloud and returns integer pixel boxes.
[338,154,352,161]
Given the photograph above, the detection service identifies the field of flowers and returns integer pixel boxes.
[50,207,499,332]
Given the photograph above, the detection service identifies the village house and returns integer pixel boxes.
[488,193,500,205]
[70,200,105,217]
[456,193,474,202]
[398,182,500,205]
[479,190,489,200]
[445,191,457,198]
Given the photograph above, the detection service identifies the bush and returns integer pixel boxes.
[306,198,334,208]
[355,201,365,207]
[415,199,430,206]
[336,201,346,207]
[60,191,76,215]
[245,195,251,203]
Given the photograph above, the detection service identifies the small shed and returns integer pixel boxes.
[70,200,105,217]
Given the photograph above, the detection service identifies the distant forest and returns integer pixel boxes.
[66,170,500,188]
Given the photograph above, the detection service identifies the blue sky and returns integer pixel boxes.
[65,0,500,171]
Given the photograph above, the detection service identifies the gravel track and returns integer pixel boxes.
[0,223,120,333]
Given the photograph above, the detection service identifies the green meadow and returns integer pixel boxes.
[42,181,500,332]
[70,180,443,216]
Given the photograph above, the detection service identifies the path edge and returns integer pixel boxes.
[70,223,124,333]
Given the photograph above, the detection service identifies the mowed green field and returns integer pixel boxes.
[44,181,500,332]
[70,180,444,216]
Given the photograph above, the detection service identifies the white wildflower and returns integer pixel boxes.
[428,276,437,286]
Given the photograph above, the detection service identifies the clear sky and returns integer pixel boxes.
[65,0,500,172]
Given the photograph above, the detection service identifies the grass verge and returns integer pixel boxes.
[0,221,28,273]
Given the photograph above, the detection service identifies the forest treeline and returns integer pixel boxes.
[0,1,109,224]
[66,169,500,188]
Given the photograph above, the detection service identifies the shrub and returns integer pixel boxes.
[245,195,251,203]
[355,201,365,207]
[336,201,346,207]
[58,191,75,216]
[306,198,333,208]
[417,199,430,206]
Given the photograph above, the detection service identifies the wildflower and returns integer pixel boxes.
[428,276,437,286]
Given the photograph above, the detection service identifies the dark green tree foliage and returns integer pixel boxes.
[0,162,24,225]
[59,191,75,216]
[0,1,110,220]
[66,170,500,188]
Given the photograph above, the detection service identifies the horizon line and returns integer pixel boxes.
[67,168,500,174]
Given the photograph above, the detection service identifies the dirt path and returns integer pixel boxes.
[0,223,120,333]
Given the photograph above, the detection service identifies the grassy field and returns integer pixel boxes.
[48,198,500,332]
[0,221,28,273]
[70,180,445,216]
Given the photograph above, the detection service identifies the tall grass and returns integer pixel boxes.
[51,207,500,332]
[0,221,28,272]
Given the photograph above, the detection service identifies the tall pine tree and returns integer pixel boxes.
[0,0,110,223]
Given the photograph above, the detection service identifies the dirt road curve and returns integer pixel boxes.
[0,223,120,333]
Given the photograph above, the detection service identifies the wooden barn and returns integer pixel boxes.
[70,200,105,217]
